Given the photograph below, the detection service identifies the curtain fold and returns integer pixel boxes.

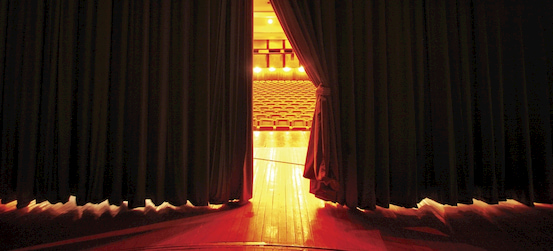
[0,0,253,209]
[272,0,553,209]
[272,0,342,202]
[208,0,253,204]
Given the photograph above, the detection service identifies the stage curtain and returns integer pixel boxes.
[272,1,342,202]
[0,0,253,208]
[272,0,553,209]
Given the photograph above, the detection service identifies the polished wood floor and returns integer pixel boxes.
[1,131,553,250]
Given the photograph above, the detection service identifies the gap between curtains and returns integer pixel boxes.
[0,0,253,209]
[272,0,553,209]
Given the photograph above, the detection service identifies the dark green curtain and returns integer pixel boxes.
[0,0,253,209]
[273,0,553,209]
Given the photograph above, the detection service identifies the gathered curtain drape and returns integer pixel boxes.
[272,0,342,202]
[0,0,253,209]
[272,0,553,209]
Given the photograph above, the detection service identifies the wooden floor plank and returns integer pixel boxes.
[275,161,287,244]
[284,159,297,245]
[296,160,315,247]
[250,152,269,243]
[261,149,277,243]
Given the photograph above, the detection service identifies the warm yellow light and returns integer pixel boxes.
[283,67,291,72]
[208,204,224,210]
[269,67,276,72]
[254,67,262,73]
[298,66,305,72]
[268,19,273,24]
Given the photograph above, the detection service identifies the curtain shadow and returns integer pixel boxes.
[315,199,553,250]
[0,198,252,250]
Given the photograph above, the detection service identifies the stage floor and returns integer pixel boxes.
[1,132,553,250]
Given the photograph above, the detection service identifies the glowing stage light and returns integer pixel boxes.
[254,67,262,73]
[269,67,276,72]
[298,66,305,72]
[283,67,291,72]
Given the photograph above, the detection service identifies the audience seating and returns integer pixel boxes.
[253,80,316,131]
[258,119,275,130]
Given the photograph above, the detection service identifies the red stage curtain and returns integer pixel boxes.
[272,1,342,201]
[0,0,253,208]
[272,0,553,209]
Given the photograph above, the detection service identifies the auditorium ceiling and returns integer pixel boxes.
[253,0,287,40]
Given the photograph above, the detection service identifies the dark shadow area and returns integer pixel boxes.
[316,199,553,250]
[0,197,251,250]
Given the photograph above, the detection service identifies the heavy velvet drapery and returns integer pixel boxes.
[273,0,553,209]
[0,0,253,208]
[272,1,342,202]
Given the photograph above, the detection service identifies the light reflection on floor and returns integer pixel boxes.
[251,131,329,247]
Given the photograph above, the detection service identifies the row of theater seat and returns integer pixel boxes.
[253,80,316,131]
